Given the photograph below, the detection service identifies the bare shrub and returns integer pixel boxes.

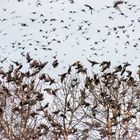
[0,56,140,140]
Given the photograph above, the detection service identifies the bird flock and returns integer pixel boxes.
[0,51,140,139]
[0,0,140,74]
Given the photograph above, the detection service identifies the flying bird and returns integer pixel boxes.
[68,0,74,4]
[113,1,123,8]
[113,1,124,13]
[87,59,99,67]
[26,53,32,63]
[84,4,95,14]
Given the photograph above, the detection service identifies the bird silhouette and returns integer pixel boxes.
[87,59,99,67]
[113,1,124,13]
[84,4,95,14]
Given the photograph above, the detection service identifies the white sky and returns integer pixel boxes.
[0,0,140,76]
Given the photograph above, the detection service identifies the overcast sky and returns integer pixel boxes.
[0,0,140,76]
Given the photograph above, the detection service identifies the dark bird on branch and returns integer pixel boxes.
[59,73,67,83]
[44,88,59,96]
[52,110,60,115]
[60,114,67,119]
[44,74,55,85]
[67,65,72,74]
[113,65,122,73]
[0,107,3,116]
[100,61,111,72]
[29,60,40,68]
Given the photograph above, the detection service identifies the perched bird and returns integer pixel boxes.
[30,69,40,77]
[100,61,111,72]
[59,73,67,83]
[44,74,55,85]
[67,65,72,74]
[60,113,67,119]
[15,63,22,72]
[93,74,100,85]
[137,65,140,79]
[126,70,132,77]
[29,60,40,68]
[52,110,60,115]
[0,107,3,116]
[7,64,14,74]
[113,65,122,73]
[44,88,59,96]
[30,112,39,117]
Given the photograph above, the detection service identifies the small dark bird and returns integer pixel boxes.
[53,110,60,115]
[29,18,37,22]
[93,74,100,85]
[36,93,44,101]
[44,88,54,95]
[15,64,22,71]
[114,1,123,7]
[113,1,123,12]
[87,59,99,66]
[0,57,7,63]
[67,65,72,74]
[30,112,38,117]
[60,114,67,119]
[29,60,40,68]
[39,61,48,69]
[30,69,40,77]
[0,107,3,116]
[7,64,14,74]
[44,74,55,85]
[137,66,140,79]
[100,61,111,72]
[68,0,74,4]
[123,62,131,68]
[84,4,95,14]
[127,76,135,86]
[26,53,32,63]
[20,23,28,27]
[52,60,59,68]
[121,67,126,75]
[59,73,67,83]
[126,70,132,77]
[113,65,122,73]
[11,60,20,66]
[39,73,46,80]
[43,103,49,108]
